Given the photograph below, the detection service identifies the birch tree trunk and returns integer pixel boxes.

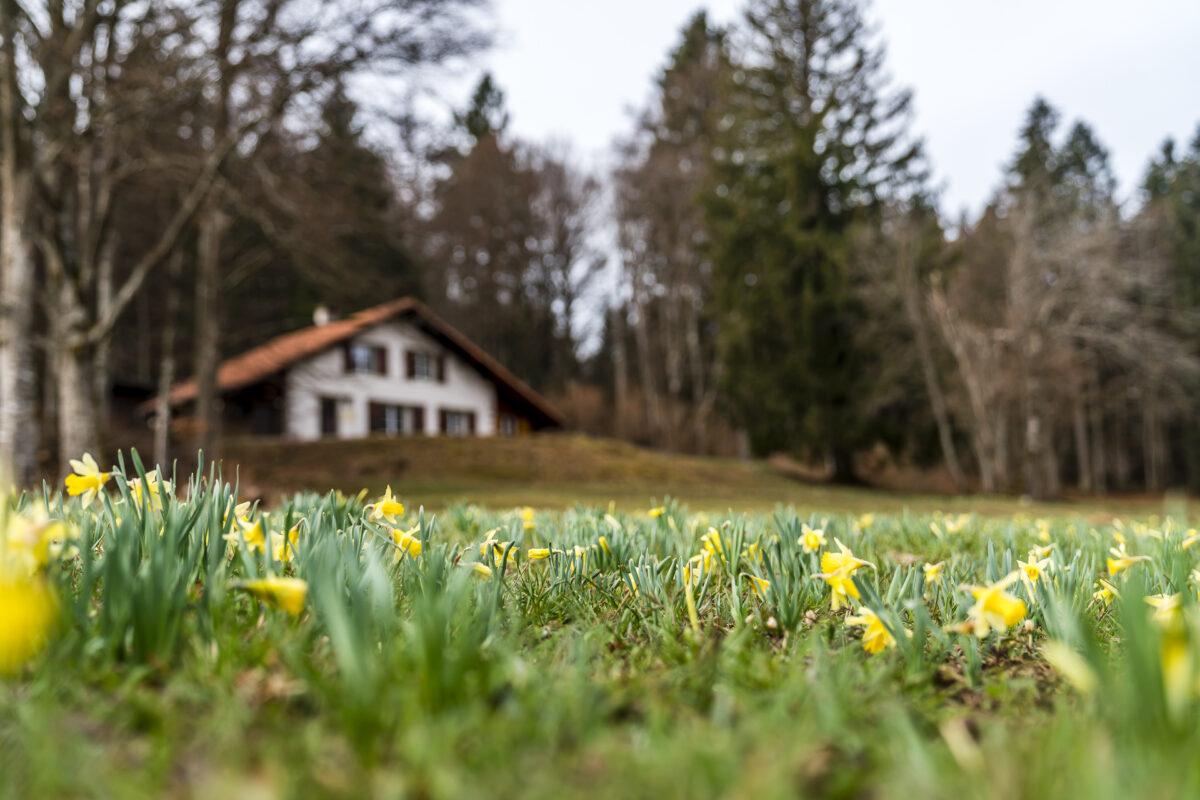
[0,168,37,485]
[0,17,38,485]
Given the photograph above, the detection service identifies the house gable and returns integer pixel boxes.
[284,320,499,440]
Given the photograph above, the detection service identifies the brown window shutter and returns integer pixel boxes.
[439,410,448,434]
[412,406,425,434]
[436,355,446,382]
[375,346,387,375]
[406,351,416,378]
[343,343,353,373]
[467,412,476,435]
[369,402,384,433]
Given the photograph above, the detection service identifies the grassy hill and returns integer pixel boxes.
[215,433,1189,518]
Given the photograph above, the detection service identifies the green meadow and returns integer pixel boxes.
[2,453,1199,799]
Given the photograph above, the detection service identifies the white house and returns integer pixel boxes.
[156,298,563,439]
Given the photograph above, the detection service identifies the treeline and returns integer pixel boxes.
[1,0,1198,498]
[605,3,1200,496]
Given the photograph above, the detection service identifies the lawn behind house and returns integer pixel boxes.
[217,433,1192,519]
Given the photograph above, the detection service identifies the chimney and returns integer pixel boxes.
[313,304,332,326]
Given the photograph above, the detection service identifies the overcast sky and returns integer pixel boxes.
[454,0,1200,219]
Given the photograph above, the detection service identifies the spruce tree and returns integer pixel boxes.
[704,0,924,480]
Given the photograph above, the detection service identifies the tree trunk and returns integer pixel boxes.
[91,236,116,442]
[55,336,98,472]
[1090,403,1107,494]
[611,304,630,441]
[902,273,964,490]
[193,204,228,463]
[631,290,664,448]
[0,171,38,485]
[154,250,183,469]
[1073,396,1092,492]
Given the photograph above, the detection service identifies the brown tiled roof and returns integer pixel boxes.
[153,298,565,427]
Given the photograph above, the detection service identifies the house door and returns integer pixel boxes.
[320,397,338,437]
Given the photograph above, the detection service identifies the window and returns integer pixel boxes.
[406,351,446,382]
[344,342,387,375]
[499,413,519,436]
[320,397,339,437]
[412,353,433,379]
[439,409,476,437]
[369,403,425,436]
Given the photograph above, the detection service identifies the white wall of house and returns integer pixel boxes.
[284,320,498,440]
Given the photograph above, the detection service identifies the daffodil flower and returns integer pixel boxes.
[1018,557,1051,591]
[799,523,827,553]
[1145,593,1183,626]
[844,608,903,654]
[923,561,944,586]
[368,486,405,522]
[472,563,494,580]
[813,538,875,611]
[234,577,307,616]
[648,506,665,518]
[521,507,536,530]
[391,527,422,561]
[1093,579,1119,606]
[1106,543,1150,575]
[224,515,267,554]
[746,574,770,598]
[64,453,110,505]
[127,470,171,511]
[961,572,1028,638]
[0,572,58,675]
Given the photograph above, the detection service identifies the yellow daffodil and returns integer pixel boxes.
[924,561,944,586]
[2,510,72,576]
[64,453,109,505]
[845,608,899,654]
[235,577,307,616]
[648,506,665,518]
[271,526,301,564]
[472,563,494,580]
[1145,593,1183,626]
[1182,529,1200,551]
[391,527,422,560]
[854,513,875,533]
[369,486,405,522]
[1093,579,1119,606]
[701,528,726,563]
[597,536,611,556]
[1034,519,1051,542]
[1028,544,1054,560]
[799,523,827,553]
[127,470,171,511]
[224,515,266,554]
[1106,543,1150,576]
[1018,557,1050,587]
[814,538,875,611]
[747,574,770,598]
[0,572,58,675]
[521,507,536,530]
[962,571,1028,638]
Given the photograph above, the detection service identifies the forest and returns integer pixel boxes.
[1,0,1197,499]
